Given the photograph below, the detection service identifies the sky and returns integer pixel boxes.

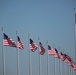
[0,0,76,75]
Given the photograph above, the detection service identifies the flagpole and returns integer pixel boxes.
[65,63,67,75]
[2,27,5,75]
[74,8,76,75]
[62,50,65,75]
[71,68,73,75]
[28,33,32,75]
[71,67,72,75]
[59,47,62,75]
[53,45,55,75]
[38,37,42,75]
[16,31,20,75]
[53,44,56,75]
[74,8,76,64]
[46,40,49,75]
[69,66,70,75]
[28,33,30,75]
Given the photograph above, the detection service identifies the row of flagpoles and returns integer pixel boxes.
[1,27,76,75]
[1,8,76,75]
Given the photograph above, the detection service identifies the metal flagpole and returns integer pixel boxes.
[74,8,76,64]
[53,44,56,75]
[59,47,62,75]
[71,67,72,75]
[74,8,76,75]
[63,50,65,75]
[30,48,32,75]
[54,55,56,75]
[69,66,70,75]
[71,68,73,75]
[16,31,20,75]
[63,61,64,75]
[38,37,42,75]
[2,27,5,75]
[28,33,32,75]
[64,63,66,75]
[46,40,49,75]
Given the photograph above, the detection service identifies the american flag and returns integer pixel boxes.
[29,38,38,52]
[17,36,24,50]
[3,33,17,47]
[48,45,55,55]
[39,42,45,55]
[54,48,60,59]
[60,52,66,61]
[72,62,76,70]
[64,54,72,65]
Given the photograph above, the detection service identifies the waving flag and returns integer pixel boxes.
[54,48,60,58]
[48,45,55,55]
[72,62,76,70]
[60,52,66,61]
[3,33,17,47]
[29,38,38,52]
[64,54,72,65]
[17,36,24,50]
[39,42,45,55]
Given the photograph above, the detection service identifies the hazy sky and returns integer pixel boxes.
[0,0,76,75]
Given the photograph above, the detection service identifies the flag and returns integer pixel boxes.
[48,45,56,55]
[59,52,66,61]
[29,38,38,52]
[39,42,45,55]
[64,54,72,62]
[3,33,17,47]
[54,48,60,59]
[17,36,24,50]
[63,54,73,66]
[72,62,76,70]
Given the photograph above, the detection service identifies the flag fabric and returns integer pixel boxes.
[48,45,56,55]
[64,54,72,63]
[29,38,38,52]
[73,65,76,70]
[54,48,60,59]
[59,52,66,61]
[39,42,45,55]
[72,62,76,70]
[3,33,17,47]
[63,54,73,66]
[17,36,24,50]
[63,54,68,63]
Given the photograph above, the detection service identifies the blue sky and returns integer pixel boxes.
[0,0,76,75]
